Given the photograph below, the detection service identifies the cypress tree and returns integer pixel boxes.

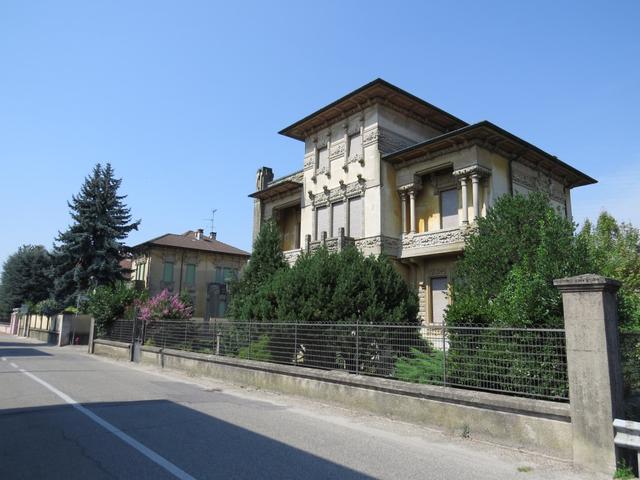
[53,163,140,306]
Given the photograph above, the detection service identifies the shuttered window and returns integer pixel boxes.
[316,205,329,239]
[441,189,458,229]
[318,146,329,171]
[348,133,362,157]
[185,264,196,285]
[348,196,363,238]
[162,262,174,282]
[332,201,345,237]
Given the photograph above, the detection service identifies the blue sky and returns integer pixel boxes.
[0,1,638,266]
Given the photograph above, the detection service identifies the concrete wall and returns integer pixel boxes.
[93,339,131,361]
[92,340,572,459]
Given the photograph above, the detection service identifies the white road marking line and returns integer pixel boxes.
[14,364,197,480]
[10,362,18,368]
[1,357,6,361]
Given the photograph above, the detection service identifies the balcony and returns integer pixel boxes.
[400,227,465,258]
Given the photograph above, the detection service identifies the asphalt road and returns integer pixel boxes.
[0,334,603,480]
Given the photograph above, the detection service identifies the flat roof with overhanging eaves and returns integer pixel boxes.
[383,121,597,188]
[279,78,468,141]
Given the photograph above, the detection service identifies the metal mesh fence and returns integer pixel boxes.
[101,318,134,343]
[98,319,569,401]
[620,330,640,420]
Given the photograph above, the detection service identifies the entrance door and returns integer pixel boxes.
[430,277,449,324]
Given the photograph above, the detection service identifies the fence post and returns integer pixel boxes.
[442,325,447,387]
[294,323,298,365]
[355,321,359,373]
[87,317,95,354]
[554,274,624,475]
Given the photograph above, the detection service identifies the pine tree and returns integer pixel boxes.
[228,220,287,320]
[53,163,140,306]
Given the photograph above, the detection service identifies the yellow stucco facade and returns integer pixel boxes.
[251,79,595,324]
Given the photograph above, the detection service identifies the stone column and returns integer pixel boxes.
[554,274,624,475]
[409,190,416,234]
[460,176,469,225]
[400,192,407,234]
[471,174,480,221]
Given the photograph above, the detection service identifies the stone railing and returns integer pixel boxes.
[400,228,465,257]
[304,229,355,255]
[283,248,303,264]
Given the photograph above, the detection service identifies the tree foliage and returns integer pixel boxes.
[86,282,145,336]
[52,163,140,306]
[228,220,287,320]
[578,212,640,329]
[227,243,418,373]
[446,192,590,328]
[0,245,53,318]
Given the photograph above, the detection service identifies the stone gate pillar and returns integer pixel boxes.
[554,274,624,475]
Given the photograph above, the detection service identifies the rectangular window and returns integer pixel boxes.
[332,201,345,237]
[162,262,174,283]
[223,267,237,283]
[317,146,329,171]
[214,266,224,284]
[185,264,196,285]
[441,189,458,229]
[348,196,363,238]
[316,205,329,239]
[430,277,449,325]
[348,133,362,157]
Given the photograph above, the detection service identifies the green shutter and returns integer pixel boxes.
[163,262,174,282]
[214,267,223,283]
[186,264,196,285]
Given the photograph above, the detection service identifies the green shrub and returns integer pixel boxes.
[395,347,444,384]
[238,334,272,362]
[86,282,146,336]
[34,299,62,316]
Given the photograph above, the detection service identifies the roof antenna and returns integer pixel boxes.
[204,209,217,239]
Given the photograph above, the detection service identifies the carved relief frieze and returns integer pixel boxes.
[346,152,364,166]
[362,127,379,147]
[354,235,401,257]
[312,179,366,206]
[329,141,346,160]
[402,229,464,250]
[304,154,315,170]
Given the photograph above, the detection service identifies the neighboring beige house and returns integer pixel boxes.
[131,230,249,318]
[250,78,596,323]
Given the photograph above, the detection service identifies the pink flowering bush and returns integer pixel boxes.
[137,289,192,321]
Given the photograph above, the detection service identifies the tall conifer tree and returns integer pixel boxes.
[53,164,140,305]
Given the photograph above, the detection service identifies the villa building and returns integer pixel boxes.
[250,79,596,323]
[130,230,249,318]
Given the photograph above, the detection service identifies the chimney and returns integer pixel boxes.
[209,232,217,240]
[256,166,274,191]
[195,229,203,240]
